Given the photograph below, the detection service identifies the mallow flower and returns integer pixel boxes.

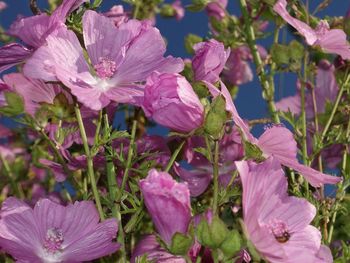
[276,60,338,118]
[142,72,204,133]
[24,10,184,111]
[131,235,186,263]
[192,39,230,84]
[206,81,341,187]
[236,158,333,263]
[139,169,192,246]
[3,73,64,116]
[0,197,119,262]
[0,0,86,72]
[273,0,350,59]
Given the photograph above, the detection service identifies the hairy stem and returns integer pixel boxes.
[239,0,280,123]
[212,140,220,215]
[75,104,104,220]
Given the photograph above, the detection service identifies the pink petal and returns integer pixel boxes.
[273,0,317,45]
[0,43,32,73]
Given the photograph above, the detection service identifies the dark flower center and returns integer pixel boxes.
[269,219,291,243]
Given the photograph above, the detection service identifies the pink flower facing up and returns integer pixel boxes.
[192,39,230,84]
[236,158,333,263]
[205,0,228,21]
[139,169,192,246]
[24,10,184,111]
[273,0,350,59]
[0,0,87,73]
[0,198,119,262]
[142,72,204,133]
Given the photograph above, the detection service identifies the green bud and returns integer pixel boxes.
[0,92,24,116]
[187,0,210,12]
[220,230,242,258]
[288,40,304,60]
[160,4,176,17]
[210,216,229,248]
[270,43,290,65]
[204,96,228,139]
[170,232,193,255]
[193,82,209,99]
[196,216,228,249]
[185,34,203,55]
[243,141,265,162]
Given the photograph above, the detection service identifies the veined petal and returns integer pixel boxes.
[273,0,317,45]
[0,43,32,73]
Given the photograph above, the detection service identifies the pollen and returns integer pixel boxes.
[94,57,117,79]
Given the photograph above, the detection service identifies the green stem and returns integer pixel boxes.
[74,104,104,220]
[0,154,24,199]
[212,140,220,215]
[327,115,350,244]
[320,74,350,142]
[165,140,185,173]
[120,120,137,198]
[300,54,309,196]
[104,114,126,263]
[239,0,280,123]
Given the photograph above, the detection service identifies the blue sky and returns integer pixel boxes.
[0,0,348,132]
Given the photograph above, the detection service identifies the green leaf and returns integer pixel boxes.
[220,230,242,258]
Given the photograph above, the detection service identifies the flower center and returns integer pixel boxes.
[315,20,330,37]
[43,228,64,254]
[268,219,290,243]
[94,57,117,79]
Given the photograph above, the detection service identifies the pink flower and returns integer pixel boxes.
[206,81,341,187]
[131,235,186,263]
[172,0,185,21]
[3,73,63,116]
[273,0,350,59]
[104,5,129,27]
[206,0,228,21]
[139,169,191,245]
[236,158,332,262]
[24,10,183,110]
[0,197,119,262]
[0,1,7,11]
[142,72,204,133]
[0,0,86,72]
[257,125,341,187]
[192,39,230,84]
[222,45,267,86]
[276,60,338,118]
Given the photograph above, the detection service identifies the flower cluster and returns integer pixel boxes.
[0,0,349,262]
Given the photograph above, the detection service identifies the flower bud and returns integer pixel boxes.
[196,215,228,249]
[206,0,228,21]
[143,72,204,133]
[192,39,230,84]
[140,169,192,245]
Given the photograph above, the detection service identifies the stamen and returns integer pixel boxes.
[94,57,117,79]
[43,228,64,254]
